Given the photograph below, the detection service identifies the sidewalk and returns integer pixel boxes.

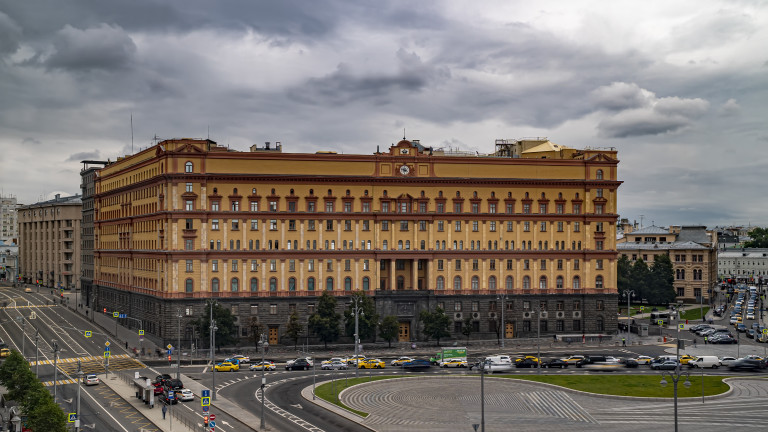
[100,372,195,432]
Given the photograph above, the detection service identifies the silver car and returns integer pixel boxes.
[321,361,348,370]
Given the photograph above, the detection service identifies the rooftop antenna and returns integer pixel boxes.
[208,125,210,140]
[403,128,406,140]
[640,215,645,227]
[130,113,134,153]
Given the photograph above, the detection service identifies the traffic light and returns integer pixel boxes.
[203,415,209,427]
[167,355,172,362]
[103,308,107,313]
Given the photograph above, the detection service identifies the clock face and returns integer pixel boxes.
[399,165,410,175]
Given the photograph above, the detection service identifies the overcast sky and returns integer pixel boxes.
[1,1,766,228]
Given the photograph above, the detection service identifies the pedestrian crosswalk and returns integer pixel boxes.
[0,304,57,309]
[33,354,146,377]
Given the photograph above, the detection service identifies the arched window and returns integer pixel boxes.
[250,277,258,292]
[344,277,352,291]
[471,276,479,290]
[185,279,193,293]
[288,277,296,291]
[539,276,547,290]
[556,276,564,289]
[269,277,277,291]
[453,276,462,290]
[595,275,604,289]
[230,278,239,292]
[573,276,581,290]
[211,278,220,292]
[405,240,410,250]
[398,240,403,250]
[488,276,497,290]
[596,169,604,180]
[436,276,445,290]
[307,277,315,291]
[362,277,370,291]
[505,276,513,290]
[326,277,334,291]
[523,276,531,289]
[185,161,193,173]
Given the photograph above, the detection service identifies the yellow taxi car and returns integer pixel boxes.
[346,355,366,365]
[214,361,239,372]
[0,348,10,358]
[679,355,696,365]
[515,355,540,364]
[390,357,415,367]
[441,359,468,368]
[561,355,585,365]
[358,358,385,369]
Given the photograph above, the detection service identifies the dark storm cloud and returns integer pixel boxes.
[45,24,137,71]
[66,150,101,162]
[0,12,21,54]
[591,82,650,111]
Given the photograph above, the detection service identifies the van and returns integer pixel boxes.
[689,356,721,369]
[485,355,512,364]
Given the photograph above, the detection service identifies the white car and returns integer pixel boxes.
[322,357,344,366]
[84,374,100,386]
[285,357,313,368]
[719,356,738,366]
[249,361,276,371]
[178,389,195,401]
[231,355,250,364]
[634,355,653,365]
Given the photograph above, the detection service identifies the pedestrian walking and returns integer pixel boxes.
[704,336,708,344]
[162,404,167,419]
[694,338,697,347]
[622,337,626,347]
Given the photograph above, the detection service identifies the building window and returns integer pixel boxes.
[539,276,547,290]
[211,201,220,211]
[523,259,530,270]
[326,277,334,291]
[523,276,531,289]
[453,276,462,290]
[471,276,479,290]
[556,276,564,289]
[523,221,530,232]
[454,301,462,312]
[573,276,580,289]
[523,203,531,214]
[596,300,604,311]
[455,259,462,270]
[362,277,370,290]
[185,161,193,172]
[596,260,603,270]
[540,259,546,270]
[185,200,194,211]
[574,221,580,232]
[362,202,370,212]
[437,203,445,213]
[455,221,462,232]
[250,278,259,292]
[211,278,219,292]
[436,276,445,290]
[596,169,603,180]
[307,277,315,291]
[574,259,580,270]
[381,221,389,231]
[400,220,409,231]
[505,276,513,290]
[185,239,194,250]
[186,260,193,272]
[595,275,604,289]
[185,279,193,292]
[231,278,239,292]
[488,276,497,290]
[596,316,604,331]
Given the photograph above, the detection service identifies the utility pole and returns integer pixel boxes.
[52,340,59,402]
[623,290,635,345]
[76,360,83,432]
[176,309,181,380]
[536,302,541,375]
[34,329,39,377]
[20,319,26,359]
[259,333,268,431]
[497,294,508,348]
[210,301,217,401]
[352,296,363,379]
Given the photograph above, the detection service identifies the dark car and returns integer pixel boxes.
[736,323,748,332]
[729,359,765,371]
[159,390,178,404]
[747,329,756,339]
[690,324,711,333]
[154,374,172,386]
[164,379,183,391]
[710,335,738,344]
[542,359,568,368]
[575,355,607,368]
[515,358,539,368]
[286,358,311,370]
[402,359,431,370]
[621,358,639,368]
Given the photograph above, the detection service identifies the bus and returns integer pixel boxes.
[650,311,670,325]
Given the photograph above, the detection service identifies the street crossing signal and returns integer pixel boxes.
[203,415,209,427]
[168,355,172,362]
[103,308,107,313]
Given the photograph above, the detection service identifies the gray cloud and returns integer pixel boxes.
[65,150,101,162]
[590,82,652,111]
[0,12,21,54]
[45,24,137,71]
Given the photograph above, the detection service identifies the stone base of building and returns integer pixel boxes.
[92,285,618,348]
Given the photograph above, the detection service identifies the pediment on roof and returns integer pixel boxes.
[585,153,617,163]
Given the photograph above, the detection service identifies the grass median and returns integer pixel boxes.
[314,374,731,417]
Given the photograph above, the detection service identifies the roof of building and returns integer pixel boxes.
[617,241,709,251]
[676,226,711,244]
[718,249,768,258]
[625,225,669,235]
[521,141,569,154]
[19,194,82,208]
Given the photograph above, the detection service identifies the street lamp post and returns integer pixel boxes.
[176,309,181,380]
[34,329,39,377]
[210,301,218,401]
[497,294,508,348]
[623,290,635,345]
[479,359,486,432]
[259,333,269,431]
[52,340,59,402]
[351,296,364,378]
[76,360,83,432]
[660,369,691,432]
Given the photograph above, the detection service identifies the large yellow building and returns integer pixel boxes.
[93,137,620,346]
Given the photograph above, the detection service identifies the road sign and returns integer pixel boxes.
[209,414,215,421]
[167,344,173,349]
[678,324,685,330]
[119,313,127,318]
[209,421,216,427]
[202,389,210,397]
[112,312,119,318]
[104,352,110,358]
[84,331,92,338]
[201,396,210,406]
[763,329,768,335]
[202,405,209,412]
[105,341,110,347]
[105,346,110,352]
[657,320,663,326]
[640,306,645,312]
[68,413,77,423]
[168,392,174,400]
[138,330,144,336]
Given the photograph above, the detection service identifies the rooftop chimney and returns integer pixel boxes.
[265,142,270,149]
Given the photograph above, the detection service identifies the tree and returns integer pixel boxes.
[617,255,632,294]
[285,310,303,349]
[648,253,676,305]
[191,300,238,350]
[745,227,768,248]
[308,291,341,348]
[419,307,451,346]
[461,317,473,343]
[249,316,264,348]
[629,258,650,302]
[378,315,399,348]
[343,291,379,342]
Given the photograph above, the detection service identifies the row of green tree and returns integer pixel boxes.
[617,254,676,305]
[0,350,68,431]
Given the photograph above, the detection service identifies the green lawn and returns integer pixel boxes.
[619,305,666,316]
[313,374,732,417]
[501,374,729,397]
[680,307,710,321]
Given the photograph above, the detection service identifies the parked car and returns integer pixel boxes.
[542,359,569,368]
[178,389,195,402]
[84,374,100,386]
[652,361,680,370]
[402,359,431,370]
[321,361,348,370]
[0,348,10,358]
[391,357,415,367]
[249,361,276,371]
[286,358,312,370]
[214,362,239,372]
[729,359,765,371]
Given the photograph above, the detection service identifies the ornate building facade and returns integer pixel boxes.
[92,137,620,345]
